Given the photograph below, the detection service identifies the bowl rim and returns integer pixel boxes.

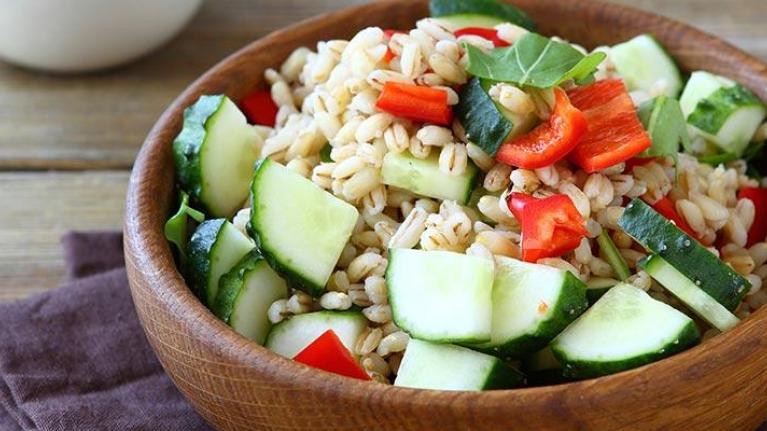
[125,0,767,408]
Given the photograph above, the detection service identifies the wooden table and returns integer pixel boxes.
[1,0,765,301]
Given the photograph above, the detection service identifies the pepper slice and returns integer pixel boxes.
[496,88,587,169]
[738,187,767,247]
[383,29,404,63]
[508,193,588,262]
[293,330,371,381]
[454,27,510,47]
[567,79,652,173]
[376,82,453,125]
[239,90,279,127]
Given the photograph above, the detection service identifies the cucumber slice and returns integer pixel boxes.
[429,0,535,30]
[250,158,359,296]
[552,283,700,378]
[387,249,494,344]
[381,151,479,205]
[456,78,537,157]
[610,34,682,98]
[265,311,367,359]
[164,191,205,265]
[467,256,588,358]
[394,339,523,391]
[596,231,630,281]
[642,255,740,332]
[618,198,750,311]
[188,219,255,305]
[214,252,289,344]
[434,14,505,31]
[585,277,617,305]
[680,71,766,156]
[173,95,260,218]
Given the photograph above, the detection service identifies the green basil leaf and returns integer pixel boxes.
[464,33,606,88]
[164,191,205,264]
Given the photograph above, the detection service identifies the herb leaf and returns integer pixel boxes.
[637,96,690,165]
[164,191,206,265]
[464,33,606,88]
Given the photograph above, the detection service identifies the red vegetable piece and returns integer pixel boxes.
[496,88,587,169]
[510,193,588,262]
[376,82,453,125]
[240,90,278,127]
[567,79,652,173]
[383,29,404,63]
[738,187,767,247]
[293,330,370,381]
[454,27,510,47]
[651,197,702,242]
[507,192,537,222]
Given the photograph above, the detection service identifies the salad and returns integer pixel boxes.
[165,0,767,390]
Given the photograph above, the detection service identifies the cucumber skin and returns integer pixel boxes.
[187,218,227,300]
[687,85,764,135]
[249,158,325,297]
[429,0,536,30]
[618,199,750,311]
[213,251,263,323]
[552,321,700,379]
[456,78,513,157]
[470,272,588,359]
[482,360,526,389]
[173,95,226,215]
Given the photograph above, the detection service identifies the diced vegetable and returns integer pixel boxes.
[464,33,605,89]
[293,330,371,380]
[596,231,630,281]
[496,88,587,169]
[164,191,205,265]
[637,96,692,159]
[239,90,278,127]
[618,198,750,311]
[429,0,535,31]
[188,219,255,305]
[265,311,367,359]
[376,82,453,126]
[454,27,509,47]
[567,79,653,173]
[610,34,683,98]
[467,257,588,358]
[381,150,479,204]
[642,255,740,332]
[552,283,700,378]
[680,71,767,157]
[651,197,701,241]
[509,193,588,263]
[387,249,494,344]
[173,95,260,218]
[214,251,289,344]
[738,187,767,246]
[584,277,616,305]
[394,339,524,391]
[250,158,359,296]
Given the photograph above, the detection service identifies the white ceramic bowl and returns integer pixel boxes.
[0,0,203,73]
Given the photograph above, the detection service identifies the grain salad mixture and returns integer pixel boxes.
[167,0,767,390]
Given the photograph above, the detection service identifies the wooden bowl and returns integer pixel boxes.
[124,1,767,429]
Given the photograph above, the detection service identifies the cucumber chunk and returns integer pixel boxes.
[552,283,700,378]
[394,339,524,391]
[250,158,359,296]
[265,311,367,359]
[173,95,260,218]
[214,252,289,344]
[680,71,766,156]
[610,34,682,98]
[381,151,479,205]
[434,14,505,31]
[618,198,750,311]
[387,249,494,344]
[429,0,535,30]
[188,219,255,305]
[467,257,588,358]
[642,255,740,332]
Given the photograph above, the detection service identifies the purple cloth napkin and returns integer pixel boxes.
[0,232,212,431]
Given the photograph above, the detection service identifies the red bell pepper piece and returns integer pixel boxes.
[293,330,370,381]
[383,29,404,63]
[376,82,453,125]
[566,79,652,173]
[496,88,588,169]
[651,197,701,241]
[454,27,510,47]
[240,90,278,127]
[508,193,588,262]
[738,187,767,246]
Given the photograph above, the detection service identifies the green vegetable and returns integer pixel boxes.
[638,96,692,160]
[164,191,205,264]
[429,0,535,31]
[319,143,333,163]
[455,78,513,156]
[688,85,764,136]
[464,33,606,89]
[596,231,630,281]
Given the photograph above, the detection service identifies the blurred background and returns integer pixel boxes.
[0,0,764,301]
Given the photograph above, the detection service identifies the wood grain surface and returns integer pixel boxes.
[124,1,767,430]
